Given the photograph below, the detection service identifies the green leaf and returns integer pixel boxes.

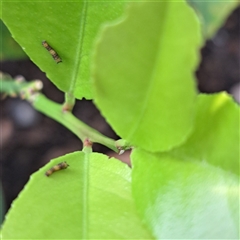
[188,0,240,39]
[93,1,203,152]
[172,93,240,176]
[131,149,239,239]
[1,1,126,99]
[1,151,152,239]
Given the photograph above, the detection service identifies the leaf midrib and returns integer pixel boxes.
[82,151,90,239]
[69,1,88,95]
[126,3,169,141]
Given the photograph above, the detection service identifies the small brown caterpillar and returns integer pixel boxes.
[45,161,69,177]
[42,40,62,64]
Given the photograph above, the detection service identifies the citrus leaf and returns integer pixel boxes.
[93,1,202,152]
[1,151,152,239]
[172,93,240,176]
[131,149,239,239]
[1,1,126,99]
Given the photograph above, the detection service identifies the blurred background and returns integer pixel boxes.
[0,5,239,224]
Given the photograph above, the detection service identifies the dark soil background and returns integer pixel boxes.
[0,7,239,217]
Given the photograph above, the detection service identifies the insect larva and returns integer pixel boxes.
[42,40,62,64]
[45,161,69,177]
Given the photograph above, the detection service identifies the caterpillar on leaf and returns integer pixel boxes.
[42,40,62,64]
[45,161,69,177]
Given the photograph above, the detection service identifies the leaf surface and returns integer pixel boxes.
[1,1,126,99]
[1,151,152,239]
[93,1,202,152]
[131,149,239,239]
[172,93,240,176]
[131,93,239,238]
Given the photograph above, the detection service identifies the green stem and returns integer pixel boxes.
[63,91,76,112]
[1,78,130,152]
[33,93,118,152]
